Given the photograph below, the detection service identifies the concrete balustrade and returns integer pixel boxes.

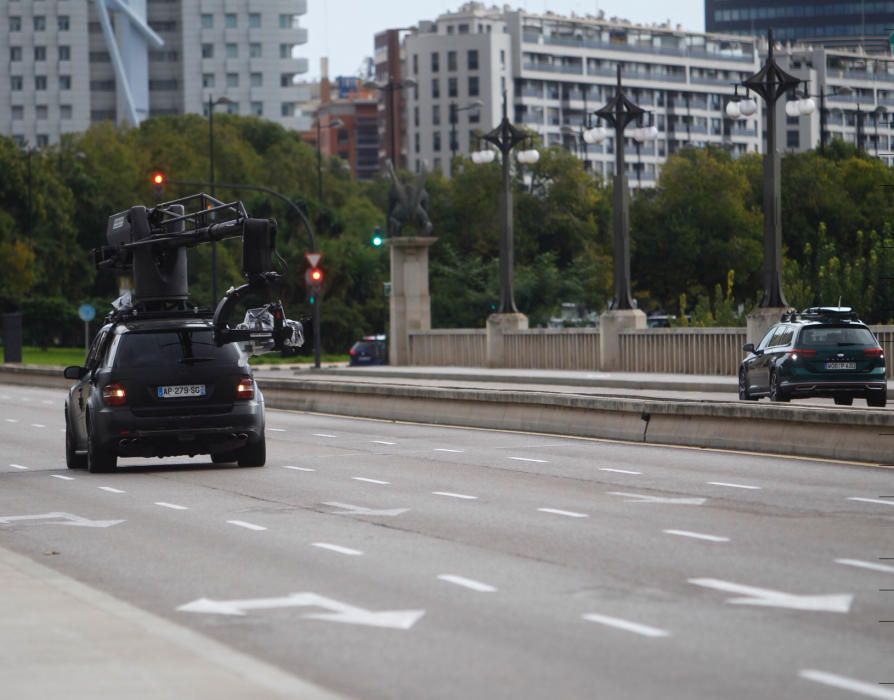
[408,329,486,366]
[503,328,601,370]
[620,327,746,375]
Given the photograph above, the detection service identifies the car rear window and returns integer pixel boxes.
[798,326,876,347]
[114,329,243,368]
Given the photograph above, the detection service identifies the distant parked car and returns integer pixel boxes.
[738,307,886,407]
[349,335,387,366]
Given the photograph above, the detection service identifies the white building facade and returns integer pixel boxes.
[0,0,309,146]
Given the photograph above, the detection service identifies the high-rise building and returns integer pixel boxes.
[0,0,309,147]
[705,0,893,53]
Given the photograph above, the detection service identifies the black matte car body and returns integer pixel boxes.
[64,315,266,473]
[348,335,387,366]
[738,308,887,407]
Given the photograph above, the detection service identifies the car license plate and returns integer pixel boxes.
[157,384,206,398]
[824,362,856,370]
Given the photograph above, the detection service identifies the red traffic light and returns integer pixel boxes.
[310,268,323,283]
[151,172,165,185]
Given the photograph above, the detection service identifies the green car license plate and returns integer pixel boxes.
[824,362,856,370]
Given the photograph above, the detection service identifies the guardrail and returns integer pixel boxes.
[620,327,746,375]
[503,328,600,370]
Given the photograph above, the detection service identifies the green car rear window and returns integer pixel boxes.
[799,327,876,347]
[114,329,242,368]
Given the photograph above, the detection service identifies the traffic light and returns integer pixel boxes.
[305,265,323,304]
[370,227,384,248]
[151,171,165,201]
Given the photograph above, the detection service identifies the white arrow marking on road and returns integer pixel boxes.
[689,578,853,613]
[848,497,894,507]
[323,502,408,516]
[178,592,425,630]
[664,530,729,543]
[0,512,124,528]
[609,491,706,505]
[582,613,669,638]
[800,670,894,699]
[835,559,894,574]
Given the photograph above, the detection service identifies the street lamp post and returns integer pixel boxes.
[449,100,483,161]
[472,93,539,314]
[734,29,813,309]
[208,95,233,304]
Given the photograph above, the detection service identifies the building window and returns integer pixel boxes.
[36,135,49,148]
[280,73,294,87]
[59,75,71,90]
[35,76,47,91]
[448,77,458,98]
[12,106,24,121]
[225,13,237,29]
[202,44,214,59]
[10,46,22,62]
[448,51,457,71]
[251,72,262,87]
[59,45,70,61]
[469,109,480,124]
[202,73,215,88]
[279,14,298,29]
[433,105,440,126]
[34,16,46,31]
[458,23,469,34]
[468,50,479,70]
[34,46,46,62]
[201,14,213,29]
[414,132,420,153]
[432,79,440,99]
[431,52,439,73]
[10,17,22,31]
[249,13,261,28]
[413,54,418,75]
[227,73,239,88]
[414,107,419,127]
[279,44,291,58]
[60,105,72,120]
[58,16,70,31]
[226,44,238,58]
[226,102,239,115]
[468,76,479,97]
[433,132,442,152]
[251,101,263,116]
[250,43,262,58]
[37,105,48,120]
[281,102,295,117]
[786,130,800,149]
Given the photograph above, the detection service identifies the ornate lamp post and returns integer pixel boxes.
[471,93,539,314]
[733,29,814,310]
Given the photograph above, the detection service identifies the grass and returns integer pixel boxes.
[1,346,347,367]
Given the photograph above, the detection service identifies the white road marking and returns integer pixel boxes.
[664,529,730,543]
[708,481,761,490]
[324,502,408,516]
[433,448,464,453]
[582,613,669,638]
[98,487,126,494]
[510,457,549,463]
[5,419,17,423]
[50,475,75,481]
[835,559,894,574]
[800,669,894,699]
[31,424,46,428]
[268,428,286,432]
[848,497,894,507]
[438,575,497,592]
[689,578,853,612]
[600,468,642,475]
[312,542,363,556]
[227,520,267,531]
[9,464,28,470]
[41,400,52,405]
[538,507,588,518]
[433,491,478,500]
[352,477,390,485]
[155,502,188,511]
[313,433,337,438]
[0,512,123,527]
[283,465,316,472]
[609,491,706,505]
[371,440,396,445]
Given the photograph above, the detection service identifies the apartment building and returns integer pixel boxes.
[0,0,309,146]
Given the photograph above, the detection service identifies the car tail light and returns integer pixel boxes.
[102,383,127,406]
[349,348,357,356]
[236,376,254,400]
[864,347,885,359]
[786,348,816,361]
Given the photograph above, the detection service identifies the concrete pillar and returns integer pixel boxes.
[599,309,646,370]
[387,236,437,366]
[486,312,528,367]
[746,307,785,346]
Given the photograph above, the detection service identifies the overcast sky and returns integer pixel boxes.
[301,0,705,80]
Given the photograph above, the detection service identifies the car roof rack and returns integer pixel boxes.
[780,306,860,323]
[103,297,213,325]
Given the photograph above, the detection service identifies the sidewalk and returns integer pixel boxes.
[0,546,341,700]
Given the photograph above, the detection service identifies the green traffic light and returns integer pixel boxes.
[371,235,383,247]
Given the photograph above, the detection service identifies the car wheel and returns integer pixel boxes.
[65,414,87,469]
[769,371,790,403]
[738,368,757,401]
[87,416,117,474]
[833,396,854,406]
[211,451,237,464]
[237,435,266,468]
[867,394,888,408]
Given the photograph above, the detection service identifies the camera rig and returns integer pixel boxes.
[92,193,303,354]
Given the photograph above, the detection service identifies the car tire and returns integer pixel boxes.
[868,394,888,408]
[211,451,237,464]
[769,371,790,403]
[65,414,87,469]
[87,416,117,474]
[834,396,854,406]
[237,436,266,468]
[738,368,757,401]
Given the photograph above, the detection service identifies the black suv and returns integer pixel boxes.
[738,307,887,407]
[64,312,266,473]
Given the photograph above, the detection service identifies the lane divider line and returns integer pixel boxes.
[433,448,464,453]
[582,613,670,638]
[313,433,337,438]
[98,487,126,494]
[799,669,894,699]
[155,502,188,511]
[600,468,642,475]
[268,428,287,433]
[371,440,396,445]
[433,491,478,500]
[227,520,267,531]
[438,574,497,592]
[312,542,362,556]
[5,418,18,423]
[510,457,549,463]
[708,481,761,490]
[538,507,588,518]
[9,464,28,470]
[31,424,46,428]
[283,465,316,472]
[848,497,894,507]
[51,475,75,481]
[663,529,730,543]
[835,559,894,574]
[352,477,390,485]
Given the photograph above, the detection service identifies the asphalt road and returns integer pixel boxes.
[1,382,893,700]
